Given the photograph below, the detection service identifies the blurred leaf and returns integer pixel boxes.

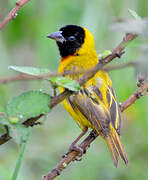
[128,9,142,20]
[6,91,51,123]
[49,76,80,91]
[110,19,148,35]
[98,50,112,59]
[8,66,50,76]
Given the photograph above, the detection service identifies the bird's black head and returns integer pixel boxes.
[47,25,85,57]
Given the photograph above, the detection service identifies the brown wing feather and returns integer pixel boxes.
[69,86,111,137]
[107,87,122,135]
[69,82,122,137]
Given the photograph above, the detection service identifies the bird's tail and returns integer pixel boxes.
[105,130,128,167]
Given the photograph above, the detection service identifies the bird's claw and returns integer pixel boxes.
[69,145,84,155]
[62,145,84,160]
[68,145,84,161]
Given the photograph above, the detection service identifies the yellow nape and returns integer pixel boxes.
[78,27,96,55]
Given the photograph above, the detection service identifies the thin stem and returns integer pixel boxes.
[11,128,32,180]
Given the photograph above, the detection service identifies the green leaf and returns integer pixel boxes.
[6,91,51,123]
[128,9,141,20]
[8,66,50,76]
[110,19,146,34]
[49,76,80,91]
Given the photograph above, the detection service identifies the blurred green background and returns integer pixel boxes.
[0,0,148,179]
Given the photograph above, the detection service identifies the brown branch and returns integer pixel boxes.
[120,80,148,111]
[0,0,30,30]
[0,33,137,146]
[0,73,59,84]
[42,80,148,180]
[0,74,43,84]
[0,62,136,84]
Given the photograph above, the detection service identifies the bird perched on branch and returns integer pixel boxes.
[47,25,128,167]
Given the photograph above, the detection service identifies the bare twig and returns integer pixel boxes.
[0,73,59,84]
[0,33,137,146]
[120,80,148,111]
[0,62,136,84]
[0,0,30,30]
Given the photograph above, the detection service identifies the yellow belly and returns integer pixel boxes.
[61,97,93,131]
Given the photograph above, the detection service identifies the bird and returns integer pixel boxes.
[47,25,128,167]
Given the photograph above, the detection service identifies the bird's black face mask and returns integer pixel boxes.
[47,25,85,57]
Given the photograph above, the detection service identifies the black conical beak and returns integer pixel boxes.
[47,31,66,43]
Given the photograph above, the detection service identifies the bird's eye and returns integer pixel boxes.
[68,36,75,41]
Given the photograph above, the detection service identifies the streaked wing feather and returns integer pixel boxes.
[69,86,111,137]
[68,82,121,137]
[107,87,122,135]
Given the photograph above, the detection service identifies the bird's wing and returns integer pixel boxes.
[107,86,122,135]
[68,77,122,137]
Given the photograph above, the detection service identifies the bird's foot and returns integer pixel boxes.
[69,145,84,161]
[62,145,84,161]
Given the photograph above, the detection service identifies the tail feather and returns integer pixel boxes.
[105,131,128,167]
[105,135,119,167]
[112,132,128,165]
